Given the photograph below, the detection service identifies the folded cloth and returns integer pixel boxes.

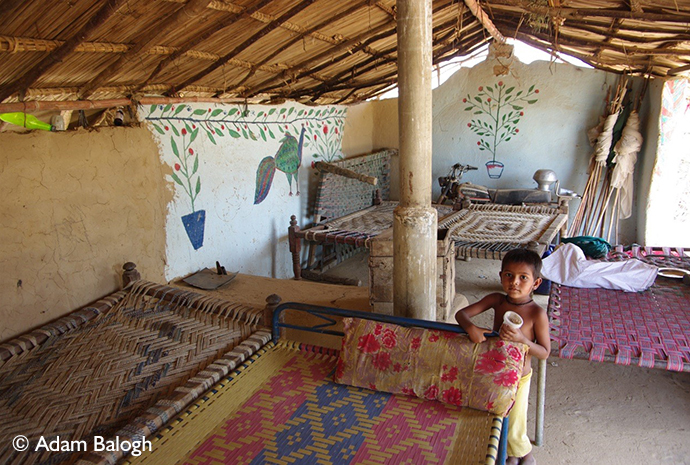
[541,243,658,292]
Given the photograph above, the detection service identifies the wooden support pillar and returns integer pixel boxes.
[394,0,437,320]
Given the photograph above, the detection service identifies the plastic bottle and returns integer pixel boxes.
[0,112,53,131]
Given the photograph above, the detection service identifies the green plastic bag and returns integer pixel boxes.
[561,236,612,259]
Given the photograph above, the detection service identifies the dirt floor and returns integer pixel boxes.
[179,254,690,465]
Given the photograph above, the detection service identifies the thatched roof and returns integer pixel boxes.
[1,0,689,109]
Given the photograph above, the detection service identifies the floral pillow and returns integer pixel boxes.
[334,317,527,417]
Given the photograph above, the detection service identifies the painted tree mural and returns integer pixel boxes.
[145,104,346,248]
[463,81,539,178]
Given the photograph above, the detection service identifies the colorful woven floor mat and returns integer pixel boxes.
[549,251,690,371]
[126,341,502,465]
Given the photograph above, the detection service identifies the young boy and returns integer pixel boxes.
[455,248,550,465]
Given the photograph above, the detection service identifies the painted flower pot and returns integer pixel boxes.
[182,209,206,250]
[486,161,505,179]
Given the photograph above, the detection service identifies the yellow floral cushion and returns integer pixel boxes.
[334,317,527,417]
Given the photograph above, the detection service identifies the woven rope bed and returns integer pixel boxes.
[0,280,272,465]
[548,246,690,371]
[122,304,507,465]
[438,204,568,260]
[290,149,568,280]
[304,201,455,245]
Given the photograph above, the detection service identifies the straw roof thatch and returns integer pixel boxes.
[1,0,689,111]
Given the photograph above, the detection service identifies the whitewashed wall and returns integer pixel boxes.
[143,101,347,280]
[369,52,653,243]
[432,55,613,194]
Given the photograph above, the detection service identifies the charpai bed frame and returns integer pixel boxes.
[531,245,690,447]
[288,149,568,283]
[124,303,510,465]
[1,266,511,465]
[548,245,690,370]
[438,203,568,260]
[288,149,396,284]
[0,268,279,465]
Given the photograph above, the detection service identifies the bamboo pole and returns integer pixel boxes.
[592,183,614,236]
[140,0,275,90]
[80,0,215,99]
[569,156,597,235]
[174,0,316,95]
[464,0,506,43]
[0,96,254,113]
[0,0,129,103]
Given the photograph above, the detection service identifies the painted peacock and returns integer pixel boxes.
[254,126,306,204]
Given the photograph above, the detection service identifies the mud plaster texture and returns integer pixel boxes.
[0,127,169,342]
[175,254,690,465]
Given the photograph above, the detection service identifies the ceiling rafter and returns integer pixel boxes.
[242,20,395,98]
[557,23,690,43]
[223,1,373,96]
[243,0,460,98]
[172,0,317,94]
[138,0,275,91]
[489,0,690,22]
[464,0,506,43]
[306,32,487,102]
[300,19,485,101]
[503,19,690,57]
[0,0,129,103]
[162,0,373,47]
[78,0,214,99]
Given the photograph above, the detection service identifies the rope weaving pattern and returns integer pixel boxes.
[0,281,267,465]
[548,247,690,372]
[439,204,559,244]
[314,150,393,221]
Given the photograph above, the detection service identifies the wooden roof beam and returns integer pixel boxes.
[241,21,394,98]
[173,0,316,95]
[139,0,274,90]
[291,28,488,102]
[463,0,506,43]
[298,21,485,101]
[488,0,690,22]
[79,0,214,99]
[229,1,373,94]
[308,32,490,103]
[242,0,459,98]
[0,0,128,103]
[255,24,397,97]
[496,17,690,56]
[513,30,656,75]
[557,23,690,43]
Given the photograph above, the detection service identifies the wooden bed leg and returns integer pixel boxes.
[535,357,546,446]
[263,294,282,328]
[122,262,141,288]
[289,215,302,280]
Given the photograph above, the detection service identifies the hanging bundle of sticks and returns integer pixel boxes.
[568,75,646,242]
